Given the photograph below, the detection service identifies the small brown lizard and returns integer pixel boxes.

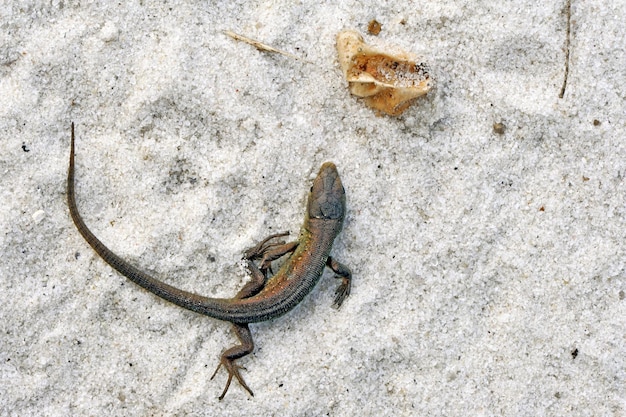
[67,123,352,399]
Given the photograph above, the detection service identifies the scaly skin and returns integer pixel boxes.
[67,123,352,399]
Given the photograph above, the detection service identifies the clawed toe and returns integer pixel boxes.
[211,359,254,400]
[332,277,351,309]
[244,232,290,260]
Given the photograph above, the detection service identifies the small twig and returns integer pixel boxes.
[224,30,310,63]
[559,0,572,98]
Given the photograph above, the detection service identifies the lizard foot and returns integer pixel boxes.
[333,277,351,308]
[244,232,290,260]
[211,358,254,400]
[245,234,299,274]
[326,256,352,309]
[211,323,255,400]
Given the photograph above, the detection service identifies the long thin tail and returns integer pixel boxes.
[67,123,227,317]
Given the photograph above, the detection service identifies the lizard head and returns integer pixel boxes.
[307,162,345,221]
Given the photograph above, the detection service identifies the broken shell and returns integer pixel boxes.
[336,30,432,116]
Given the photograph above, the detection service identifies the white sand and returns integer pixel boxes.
[1,1,625,415]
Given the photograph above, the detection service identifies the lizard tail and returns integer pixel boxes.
[67,123,234,319]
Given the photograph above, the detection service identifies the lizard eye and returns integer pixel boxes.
[310,186,313,192]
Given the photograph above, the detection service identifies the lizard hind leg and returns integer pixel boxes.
[211,234,300,399]
[210,323,255,400]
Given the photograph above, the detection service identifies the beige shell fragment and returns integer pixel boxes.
[336,30,432,116]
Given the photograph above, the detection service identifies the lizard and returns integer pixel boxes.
[67,123,352,399]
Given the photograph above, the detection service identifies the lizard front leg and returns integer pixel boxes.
[326,256,352,308]
[243,232,289,260]
[244,232,298,272]
[236,234,299,299]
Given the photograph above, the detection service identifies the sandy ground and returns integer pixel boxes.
[1,1,625,416]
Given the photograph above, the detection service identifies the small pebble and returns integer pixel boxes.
[367,20,381,35]
[99,21,119,42]
[32,209,46,223]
